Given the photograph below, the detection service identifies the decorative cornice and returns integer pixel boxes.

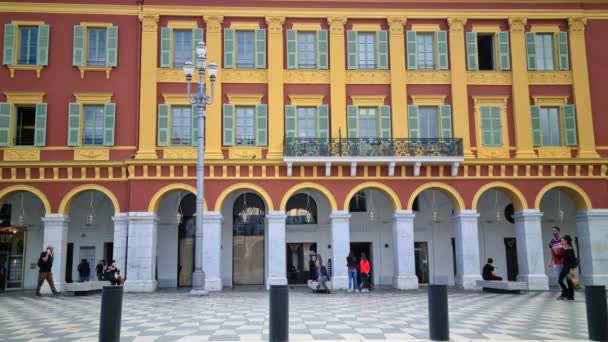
[467,71,513,85]
[284,70,330,84]
[4,92,45,104]
[3,149,40,161]
[508,17,527,32]
[406,71,451,84]
[139,14,159,32]
[528,71,573,85]
[346,70,391,84]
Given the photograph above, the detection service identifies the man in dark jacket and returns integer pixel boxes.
[77,259,90,282]
[36,246,60,296]
[313,259,330,292]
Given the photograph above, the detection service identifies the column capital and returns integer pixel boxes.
[112,213,129,223]
[266,211,288,221]
[330,210,351,221]
[452,210,479,219]
[265,16,285,34]
[513,209,543,220]
[393,210,415,221]
[327,17,347,35]
[202,211,223,222]
[568,17,587,35]
[508,17,528,32]
[127,212,159,223]
[447,17,467,32]
[139,14,159,32]
[42,213,70,224]
[576,209,608,220]
[387,17,407,33]
[204,15,224,34]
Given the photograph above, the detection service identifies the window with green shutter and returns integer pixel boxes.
[3,23,49,66]
[34,103,48,146]
[407,30,449,71]
[466,31,510,71]
[285,105,330,139]
[465,32,478,71]
[0,103,11,146]
[13,105,36,146]
[531,104,577,147]
[480,106,503,147]
[287,29,327,70]
[73,25,118,68]
[161,28,203,68]
[526,31,570,71]
[224,29,266,69]
[222,104,267,147]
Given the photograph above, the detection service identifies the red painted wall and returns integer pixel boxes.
[586,19,608,147]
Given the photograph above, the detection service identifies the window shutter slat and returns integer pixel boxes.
[530,105,541,146]
[72,25,85,66]
[34,103,48,146]
[255,29,266,69]
[285,105,297,138]
[436,31,448,70]
[223,104,235,146]
[379,105,391,139]
[67,102,81,146]
[317,104,329,139]
[103,103,116,146]
[557,31,569,71]
[406,31,417,70]
[525,32,537,71]
[317,29,328,70]
[347,105,359,138]
[465,31,478,71]
[37,24,50,66]
[160,27,173,68]
[3,24,16,65]
[347,30,358,70]
[0,103,11,146]
[256,104,268,146]
[492,106,503,146]
[480,106,491,146]
[191,104,198,147]
[439,105,452,138]
[105,26,118,67]
[286,29,297,69]
[407,105,419,139]
[563,104,577,146]
[498,31,510,71]
[223,28,234,69]
[157,104,170,147]
[192,28,204,63]
[377,30,389,70]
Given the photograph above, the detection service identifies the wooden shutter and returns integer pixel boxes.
[67,103,81,146]
[256,104,267,146]
[525,32,537,71]
[436,31,448,70]
[347,30,358,70]
[0,103,11,146]
[379,105,391,139]
[377,30,389,70]
[72,25,85,66]
[465,32,478,71]
[3,24,16,65]
[286,29,297,69]
[557,32,569,71]
[34,103,48,146]
[480,106,492,146]
[317,104,329,139]
[347,105,359,138]
[439,105,452,138]
[406,31,417,70]
[157,104,170,147]
[37,24,50,66]
[497,31,510,71]
[407,105,419,139]
[160,27,173,68]
[191,104,198,147]
[491,106,503,146]
[223,28,235,69]
[103,103,116,146]
[285,105,297,138]
[223,104,235,146]
[105,26,118,67]
[192,28,204,63]
[563,104,577,146]
[317,29,328,70]
[254,29,266,69]
[530,105,541,146]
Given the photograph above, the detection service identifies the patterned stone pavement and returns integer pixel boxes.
[0,287,592,341]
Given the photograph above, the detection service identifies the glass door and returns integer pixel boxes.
[414,241,429,284]
[233,215,265,285]
[286,243,317,284]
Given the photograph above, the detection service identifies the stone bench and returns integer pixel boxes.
[65,281,109,295]
[307,280,332,293]
[476,280,527,294]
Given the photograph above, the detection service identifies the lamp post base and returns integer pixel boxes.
[189,270,208,296]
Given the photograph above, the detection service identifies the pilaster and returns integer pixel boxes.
[328,17,347,138]
[202,211,223,291]
[388,17,408,139]
[111,213,129,277]
[265,17,286,159]
[266,211,288,287]
[204,16,225,159]
[513,209,549,290]
[125,212,159,292]
[575,209,608,286]
[41,214,70,293]
[452,210,482,289]
[330,210,351,289]
[392,210,418,289]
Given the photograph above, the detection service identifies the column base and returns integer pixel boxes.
[189,288,209,296]
[515,150,537,158]
[331,275,348,290]
[393,275,419,290]
[124,280,157,292]
[204,151,224,159]
[266,276,287,289]
[205,277,223,291]
[190,271,208,296]
[582,274,608,287]
[455,275,482,290]
[517,273,549,290]
[265,151,284,159]
[134,150,158,159]
[577,150,600,159]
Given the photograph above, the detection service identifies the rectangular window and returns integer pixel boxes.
[297,32,316,69]
[173,30,192,67]
[297,107,316,138]
[358,32,376,69]
[480,106,503,147]
[536,33,555,71]
[171,106,192,146]
[416,33,435,70]
[540,107,561,146]
[419,107,439,139]
[17,26,38,65]
[358,107,378,139]
[87,28,107,66]
[14,106,36,146]
[236,31,255,68]
[83,105,105,145]
[235,106,255,145]
[477,34,495,71]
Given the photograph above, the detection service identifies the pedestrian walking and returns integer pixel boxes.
[557,235,578,301]
[346,251,359,292]
[96,259,104,280]
[548,226,564,287]
[36,246,60,296]
[359,253,371,292]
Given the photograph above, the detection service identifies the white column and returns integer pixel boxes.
[576,209,608,286]
[111,213,128,276]
[124,212,158,292]
[266,211,287,288]
[453,210,482,289]
[330,210,350,290]
[41,214,69,293]
[202,211,223,291]
[392,210,418,289]
[514,209,549,290]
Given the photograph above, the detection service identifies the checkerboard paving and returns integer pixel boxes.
[0,287,592,341]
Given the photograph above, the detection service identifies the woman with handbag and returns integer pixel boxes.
[557,235,577,301]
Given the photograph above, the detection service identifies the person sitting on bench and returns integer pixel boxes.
[313,259,330,292]
[482,258,503,281]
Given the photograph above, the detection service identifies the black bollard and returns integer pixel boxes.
[98,286,123,342]
[269,285,289,342]
[585,285,608,341]
[428,284,449,341]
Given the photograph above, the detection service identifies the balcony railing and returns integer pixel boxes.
[284,137,463,158]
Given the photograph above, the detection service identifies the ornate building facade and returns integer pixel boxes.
[0,0,607,292]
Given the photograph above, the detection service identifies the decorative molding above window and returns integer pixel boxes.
[471,24,502,33]
[230,22,261,30]
[406,70,451,84]
[288,95,325,106]
[346,70,391,84]
[529,24,561,33]
[351,23,381,31]
[73,147,110,161]
[167,21,198,29]
[4,91,45,104]
[226,94,264,106]
[410,24,440,32]
[222,69,268,83]
[528,71,572,85]
[532,95,569,107]
[161,93,190,105]
[410,95,446,106]
[284,70,330,84]
[291,23,322,31]
[350,95,386,106]
[467,71,512,85]
[11,20,45,26]
[80,22,112,28]
[73,92,113,104]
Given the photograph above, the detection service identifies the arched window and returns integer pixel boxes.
[232,193,266,235]
[286,193,317,225]
[348,191,367,212]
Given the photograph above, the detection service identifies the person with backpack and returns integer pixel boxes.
[557,235,578,301]
[36,246,60,296]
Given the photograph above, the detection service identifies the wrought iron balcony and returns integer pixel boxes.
[284,137,463,158]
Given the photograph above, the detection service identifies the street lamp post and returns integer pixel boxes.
[184,41,218,296]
